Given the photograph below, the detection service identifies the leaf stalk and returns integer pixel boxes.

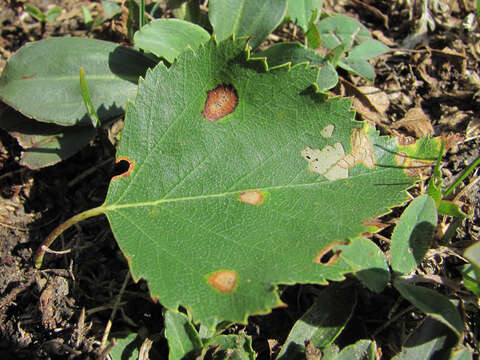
[33,206,105,269]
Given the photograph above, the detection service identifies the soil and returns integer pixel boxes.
[0,0,479,359]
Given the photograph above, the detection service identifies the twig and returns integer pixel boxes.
[99,271,131,353]
[372,304,416,338]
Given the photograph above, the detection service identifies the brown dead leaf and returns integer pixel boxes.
[350,0,389,29]
[342,80,390,129]
[416,55,439,91]
[305,341,322,360]
[466,117,480,141]
[390,107,434,138]
[438,106,471,131]
[372,30,397,47]
[430,47,466,74]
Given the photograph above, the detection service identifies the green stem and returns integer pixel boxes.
[444,154,480,197]
[139,0,146,27]
[33,206,106,269]
[80,67,100,127]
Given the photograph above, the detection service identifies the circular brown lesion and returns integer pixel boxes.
[201,84,238,122]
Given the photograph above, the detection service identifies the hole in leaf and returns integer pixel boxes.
[112,156,135,180]
[313,241,347,265]
[207,270,238,293]
[201,84,238,122]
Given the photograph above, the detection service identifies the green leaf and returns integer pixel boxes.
[205,334,255,360]
[305,12,322,49]
[255,42,325,68]
[134,19,210,63]
[45,7,62,23]
[277,285,357,360]
[209,0,288,49]
[81,5,93,25]
[102,0,122,19]
[451,346,475,360]
[100,37,437,326]
[109,333,142,360]
[316,61,338,91]
[316,15,371,50]
[392,318,458,360]
[339,58,375,81]
[464,241,480,268]
[346,40,389,61]
[287,0,323,31]
[80,67,101,128]
[25,4,47,22]
[336,237,390,293]
[393,278,464,337]
[0,106,96,169]
[437,200,468,218]
[0,38,156,126]
[336,339,376,360]
[390,194,437,275]
[254,43,336,90]
[461,265,480,296]
[164,310,203,360]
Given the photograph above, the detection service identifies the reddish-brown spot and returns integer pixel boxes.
[20,74,36,80]
[201,85,238,122]
[111,156,135,181]
[238,190,264,206]
[208,270,238,293]
[313,241,347,265]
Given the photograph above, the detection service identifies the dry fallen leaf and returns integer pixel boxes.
[390,107,434,138]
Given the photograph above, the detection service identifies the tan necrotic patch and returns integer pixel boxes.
[321,124,335,138]
[201,84,238,122]
[208,270,238,293]
[238,190,264,205]
[337,128,376,170]
[302,143,348,181]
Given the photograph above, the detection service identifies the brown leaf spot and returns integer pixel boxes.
[338,128,376,170]
[208,270,238,293]
[313,241,347,265]
[112,156,135,181]
[201,85,238,122]
[238,190,264,206]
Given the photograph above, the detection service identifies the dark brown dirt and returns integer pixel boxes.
[0,0,479,359]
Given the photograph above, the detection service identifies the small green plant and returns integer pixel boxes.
[24,4,62,24]
[0,1,476,359]
[81,1,123,32]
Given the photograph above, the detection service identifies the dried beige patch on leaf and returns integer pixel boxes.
[321,124,335,138]
[302,143,348,181]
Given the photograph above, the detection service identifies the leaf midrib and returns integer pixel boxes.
[106,166,396,210]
